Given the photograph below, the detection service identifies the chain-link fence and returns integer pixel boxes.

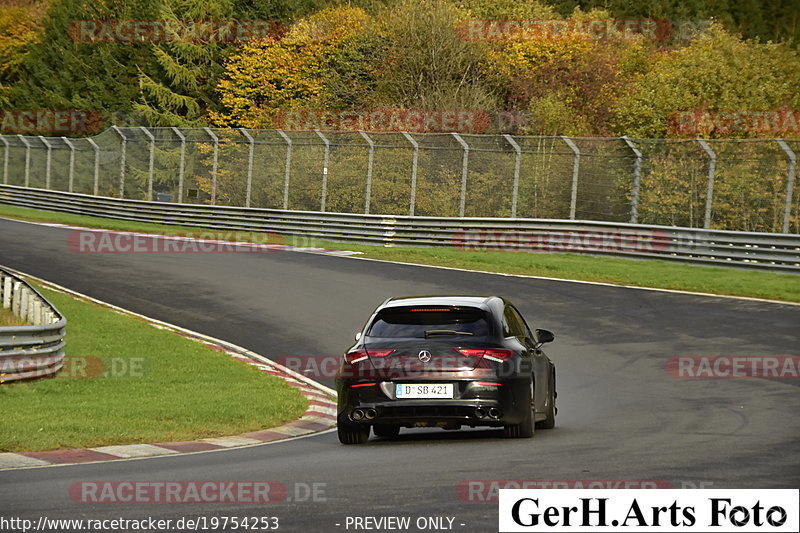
[1,128,797,233]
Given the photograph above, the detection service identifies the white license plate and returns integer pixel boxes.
[395,383,453,399]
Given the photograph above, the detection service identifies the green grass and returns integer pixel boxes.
[0,307,28,327]
[1,203,798,303]
[0,285,308,452]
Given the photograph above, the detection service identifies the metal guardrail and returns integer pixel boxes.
[1,184,799,272]
[0,267,67,383]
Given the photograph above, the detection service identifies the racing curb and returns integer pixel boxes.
[0,267,338,470]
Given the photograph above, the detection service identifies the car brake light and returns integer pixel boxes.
[344,350,369,364]
[351,382,377,388]
[367,349,394,358]
[483,349,514,362]
[457,348,485,358]
[477,381,502,387]
[410,308,451,311]
[344,349,394,364]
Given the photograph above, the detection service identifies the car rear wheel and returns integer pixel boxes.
[536,368,556,430]
[338,422,370,444]
[373,424,400,439]
[504,379,534,438]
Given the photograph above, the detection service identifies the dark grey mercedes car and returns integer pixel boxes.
[335,295,556,444]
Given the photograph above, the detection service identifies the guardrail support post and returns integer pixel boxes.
[39,136,52,190]
[86,137,100,196]
[503,134,521,217]
[240,128,255,208]
[277,130,292,210]
[776,139,796,233]
[203,128,219,205]
[171,127,185,202]
[17,135,31,187]
[359,131,374,214]
[2,276,11,308]
[112,126,127,198]
[697,139,717,229]
[452,132,470,217]
[0,136,9,185]
[402,132,419,216]
[621,136,643,224]
[139,127,155,201]
[562,136,580,220]
[315,130,330,212]
[62,137,75,192]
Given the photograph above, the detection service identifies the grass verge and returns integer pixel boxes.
[0,203,798,303]
[0,284,308,452]
[0,307,28,327]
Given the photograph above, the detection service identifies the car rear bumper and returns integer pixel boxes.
[337,378,530,427]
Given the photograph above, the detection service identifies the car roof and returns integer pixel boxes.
[381,295,501,310]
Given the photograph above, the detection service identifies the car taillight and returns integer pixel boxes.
[458,348,514,362]
[483,349,514,363]
[344,349,394,364]
[367,349,394,358]
[344,350,369,364]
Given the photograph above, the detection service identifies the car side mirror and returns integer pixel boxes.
[354,332,362,341]
[535,329,554,344]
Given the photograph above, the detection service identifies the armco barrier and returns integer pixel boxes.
[1,184,799,272]
[0,267,66,383]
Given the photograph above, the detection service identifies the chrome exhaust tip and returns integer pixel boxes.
[351,409,365,421]
[474,407,487,419]
[488,408,502,419]
[364,408,377,420]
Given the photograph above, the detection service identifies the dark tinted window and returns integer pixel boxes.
[367,307,490,338]
[503,305,528,337]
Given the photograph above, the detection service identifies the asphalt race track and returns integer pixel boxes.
[1,217,799,532]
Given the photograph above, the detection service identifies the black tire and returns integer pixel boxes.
[373,424,400,439]
[536,368,556,430]
[337,422,370,444]
[504,379,534,438]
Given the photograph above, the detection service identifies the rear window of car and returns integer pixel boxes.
[367,306,491,338]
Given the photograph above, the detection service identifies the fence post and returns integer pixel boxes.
[112,126,126,198]
[776,139,796,233]
[0,136,9,185]
[503,134,521,218]
[402,132,419,216]
[39,136,52,190]
[697,139,716,229]
[276,129,292,210]
[452,133,470,217]
[140,127,155,201]
[621,136,643,224]
[203,127,219,205]
[315,130,330,212]
[86,137,100,196]
[171,127,185,203]
[359,131,374,214]
[17,135,31,187]
[62,137,75,192]
[561,136,580,220]
[240,128,255,208]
